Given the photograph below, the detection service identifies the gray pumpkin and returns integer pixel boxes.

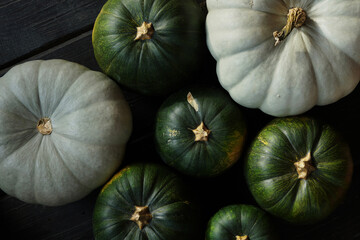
[0,59,132,206]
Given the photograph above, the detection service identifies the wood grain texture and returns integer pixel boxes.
[0,0,359,239]
[0,0,107,68]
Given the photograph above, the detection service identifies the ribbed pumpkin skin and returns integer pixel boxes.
[245,117,353,224]
[0,60,132,206]
[155,87,246,177]
[206,204,277,240]
[93,163,201,240]
[92,0,204,96]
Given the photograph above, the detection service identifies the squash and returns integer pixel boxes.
[206,204,277,240]
[244,117,353,224]
[206,0,360,117]
[92,0,204,96]
[154,86,246,177]
[0,59,132,206]
[92,163,201,240]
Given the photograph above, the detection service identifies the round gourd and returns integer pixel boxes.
[92,163,201,240]
[206,0,360,117]
[154,87,246,177]
[206,204,277,240]
[245,117,353,224]
[92,0,204,96]
[0,59,132,206]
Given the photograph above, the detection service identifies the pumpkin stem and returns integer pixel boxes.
[130,206,152,229]
[273,8,306,46]
[294,152,316,179]
[37,117,52,135]
[192,122,211,142]
[134,22,154,41]
[187,92,199,112]
[236,235,249,240]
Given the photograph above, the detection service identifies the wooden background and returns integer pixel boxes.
[0,0,359,239]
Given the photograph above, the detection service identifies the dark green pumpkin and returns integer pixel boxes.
[154,86,246,177]
[93,163,201,240]
[92,0,204,96]
[245,117,353,224]
[206,204,277,240]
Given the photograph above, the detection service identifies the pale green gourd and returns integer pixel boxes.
[0,59,132,206]
[206,0,360,117]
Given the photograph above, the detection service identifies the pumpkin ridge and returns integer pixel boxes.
[254,147,293,166]
[1,131,38,164]
[298,31,318,99]
[304,29,347,100]
[164,139,194,165]
[50,139,91,189]
[150,38,188,77]
[271,125,302,159]
[246,209,265,236]
[36,61,43,117]
[117,0,135,22]
[101,10,127,21]
[257,172,297,186]
[303,29,344,96]
[217,34,273,63]
[147,176,178,209]
[217,220,237,237]
[122,170,140,205]
[225,39,275,106]
[50,69,90,118]
[0,109,35,123]
[104,41,134,74]
[146,224,164,240]
[132,42,145,91]
[113,180,134,205]
[215,6,285,17]
[265,179,300,211]
[151,0,174,22]
[5,86,39,120]
[120,224,137,239]
[52,125,125,146]
[207,105,225,126]
[140,164,146,206]
[32,135,44,204]
[150,200,190,214]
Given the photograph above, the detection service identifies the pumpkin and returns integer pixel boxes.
[92,0,204,96]
[0,59,132,206]
[244,117,353,224]
[206,204,277,240]
[154,86,246,177]
[206,0,360,117]
[92,163,201,240]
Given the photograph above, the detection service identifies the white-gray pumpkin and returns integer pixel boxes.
[0,59,132,206]
[206,0,360,117]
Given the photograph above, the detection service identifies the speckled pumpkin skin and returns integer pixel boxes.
[155,87,247,177]
[206,204,278,240]
[92,0,204,96]
[93,163,201,240]
[245,117,353,224]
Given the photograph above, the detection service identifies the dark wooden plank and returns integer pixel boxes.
[0,0,107,68]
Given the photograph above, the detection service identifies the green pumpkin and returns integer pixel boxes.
[0,59,132,206]
[154,87,246,177]
[93,163,201,240]
[92,0,204,96]
[206,204,277,240]
[245,117,353,224]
